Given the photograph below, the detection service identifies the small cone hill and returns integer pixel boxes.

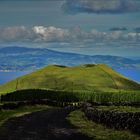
[0,64,140,94]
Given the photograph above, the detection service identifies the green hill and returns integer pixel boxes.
[0,64,140,94]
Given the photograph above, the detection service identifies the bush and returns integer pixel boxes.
[1,89,140,104]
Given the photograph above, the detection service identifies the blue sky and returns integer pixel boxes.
[0,0,140,57]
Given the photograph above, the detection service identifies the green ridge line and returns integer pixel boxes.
[96,65,119,90]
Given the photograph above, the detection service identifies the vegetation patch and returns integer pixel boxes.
[0,105,50,126]
[0,64,140,94]
[67,110,140,140]
[1,89,140,104]
[97,106,140,112]
[83,104,140,135]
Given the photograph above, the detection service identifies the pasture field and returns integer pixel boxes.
[0,64,140,94]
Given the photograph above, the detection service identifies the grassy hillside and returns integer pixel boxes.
[0,64,140,94]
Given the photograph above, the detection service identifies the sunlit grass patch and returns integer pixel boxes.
[67,110,140,140]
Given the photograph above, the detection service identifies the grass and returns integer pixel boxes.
[67,110,140,140]
[0,105,50,126]
[1,89,140,103]
[0,64,140,94]
[96,106,140,112]
[75,90,140,102]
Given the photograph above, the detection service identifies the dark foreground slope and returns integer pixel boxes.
[0,108,92,140]
[0,64,140,94]
[0,107,139,140]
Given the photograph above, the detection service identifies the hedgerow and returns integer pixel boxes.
[1,89,140,104]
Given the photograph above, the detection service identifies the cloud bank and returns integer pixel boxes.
[0,26,140,44]
[109,27,127,31]
[62,0,140,14]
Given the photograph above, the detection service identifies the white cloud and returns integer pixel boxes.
[32,26,70,42]
[0,26,139,44]
[0,26,27,41]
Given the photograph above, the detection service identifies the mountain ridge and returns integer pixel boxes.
[0,46,140,71]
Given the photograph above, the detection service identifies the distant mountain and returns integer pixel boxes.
[0,46,35,54]
[0,64,140,94]
[0,46,140,71]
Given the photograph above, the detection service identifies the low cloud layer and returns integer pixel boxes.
[62,0,140,14]
[0,26,140,44]
[109,27,127,31]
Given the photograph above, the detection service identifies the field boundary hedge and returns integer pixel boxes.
[1,89,140,104]
[83,103,140,135]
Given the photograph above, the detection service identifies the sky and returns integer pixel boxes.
[0,0,140,57]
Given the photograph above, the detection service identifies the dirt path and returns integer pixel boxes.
[0,108,92,140]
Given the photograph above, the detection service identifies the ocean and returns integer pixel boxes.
[0,71,29,85]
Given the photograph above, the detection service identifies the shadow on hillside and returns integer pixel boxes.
[0,108,93,140]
